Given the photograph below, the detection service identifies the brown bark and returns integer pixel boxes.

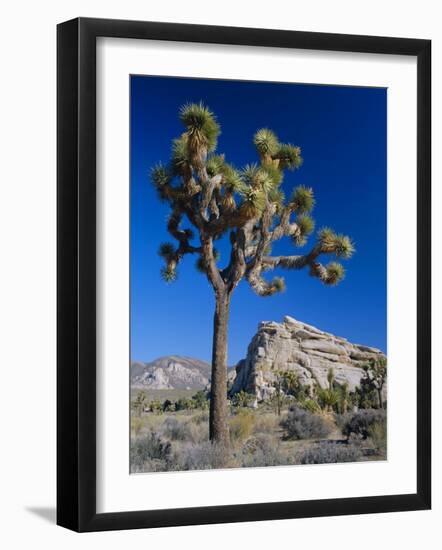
[209,292,231,447]
[377,387,384,409]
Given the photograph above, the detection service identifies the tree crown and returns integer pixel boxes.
[150,102,355,296]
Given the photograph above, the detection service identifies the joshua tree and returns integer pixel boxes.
[132,391,147,417]
[363,357,387,409]
[231,390,254,409]
[338,382,350,414]
[272,370,288,416]
[150,103,354,446]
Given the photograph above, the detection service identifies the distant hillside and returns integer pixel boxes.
[131,355,211,390]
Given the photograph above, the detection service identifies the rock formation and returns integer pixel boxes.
[230,316,386,401]
[131,356,210,390]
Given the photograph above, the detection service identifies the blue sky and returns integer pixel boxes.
[130,76,386,364]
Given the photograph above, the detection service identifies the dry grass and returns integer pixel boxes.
[252,412,280,435]
[130,397,387,472]
[229,410,255,445]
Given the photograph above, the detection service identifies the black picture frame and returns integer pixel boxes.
[57,17,431,532]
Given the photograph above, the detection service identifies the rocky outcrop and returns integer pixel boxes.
[131,356,210,390]
[230,316,386,401]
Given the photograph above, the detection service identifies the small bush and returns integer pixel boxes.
[229,411,255,444]
[252,413,279,435]
[179,442,232,470]
[297,441,362,464]
[335,412,350,430]
[231,390,255,408]
[241,434,291,467]
[149,399,163,414]
[175,397,194,411]
[191,410,210,425]
[368,420,387,453]
[131,416,143,437]
[343,409,386,440]
[130,431,171,472]
[191,390,209,410]
[161,417,191,441]
[281,407,332,440]
[160,417,207,443]
[162,399,175,412]
[299,398,322,414]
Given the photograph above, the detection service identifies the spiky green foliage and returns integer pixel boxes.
[292,213,315,246]
[253,128,280,156]
[151,163,171,187]
[317,387,339,411]
[318,228,355,258]
[324,262,345,285]
[222,163,242,192]
[262,163,283,186]
[171,135,189,173]
[158,242,175,259]
[179,102,220,152]
[297,214,315,237]
[272,276,286,293]
[268,188,285,211]
[317,226,335,245]
[238,186,266,217]
[276,144,303,170]
[160,266,177,283]
[206,154,225,177]
[332,234,355,259]
[241,164,274,193]
[290,185,315,213]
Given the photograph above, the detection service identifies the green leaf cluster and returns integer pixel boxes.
[180,102,220,152]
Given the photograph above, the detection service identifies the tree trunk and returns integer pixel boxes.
[378,388,383,409]
[209,292,231,447]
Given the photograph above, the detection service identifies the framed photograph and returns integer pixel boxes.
[57,17,431,532]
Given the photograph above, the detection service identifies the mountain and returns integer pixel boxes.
[230,316,386,401]
[131,317,386,396]
[131,355,211,390]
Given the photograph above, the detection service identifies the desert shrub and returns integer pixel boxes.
[252,413,280,435]
[162,399,175,412]
[130,431,171,472]
[241,434,291,467]
[132,391,148,416]
[334,412,352,432]
[297,441,362,464]
[191,410,210,425]
[343,409,386,440]
[178,442,232,470]
[160,417,207,443]
[317,387,339,412]
[229,410,255,444]
[268,389,290,416]
[175,397,195,411]
[298,398,322,414]
[131,416,143,437]
[191,390,209,410]
[281,406,332,440]
[355,378,379,409]
[161,417,191,441]
[368,419,387,453]
[231,390,255,408]
[149,399,163,414]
